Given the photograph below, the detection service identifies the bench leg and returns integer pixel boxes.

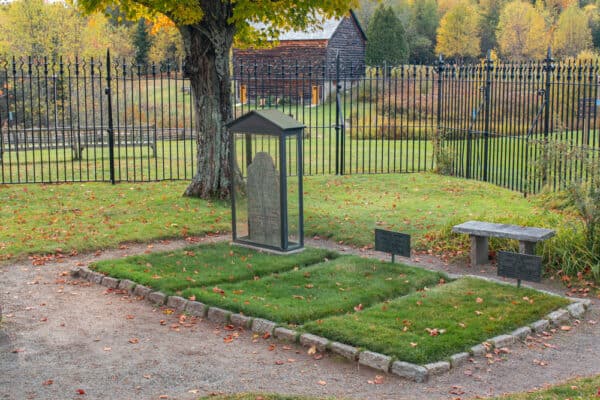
[470,235,489,265]
[519,241,536,255]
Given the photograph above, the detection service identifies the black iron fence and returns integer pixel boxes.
[1,51,599,193]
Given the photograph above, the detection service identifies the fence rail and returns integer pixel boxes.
[1,51,599,193]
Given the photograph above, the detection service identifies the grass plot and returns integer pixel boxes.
[183,256,446,325]
[91,243,337,293]
[303,277,569,365]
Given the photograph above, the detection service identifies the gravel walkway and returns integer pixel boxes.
[1,236,599,400]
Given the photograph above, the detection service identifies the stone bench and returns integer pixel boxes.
[452,221,555,266]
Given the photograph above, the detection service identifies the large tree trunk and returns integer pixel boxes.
[180,2,235,199]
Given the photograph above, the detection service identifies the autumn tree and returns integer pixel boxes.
[366,5,408,65]
[435,1,481,61]
[553,5,593,58]
[497,0,549,60]
[78,0,357,199]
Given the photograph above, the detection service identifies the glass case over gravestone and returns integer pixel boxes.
[228,109,304,252]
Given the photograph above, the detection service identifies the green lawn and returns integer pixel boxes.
[181,255,445,324]
[89,242,568,365]
[91,243,336,294]
[303,277,568,364]
[0,173,571,266]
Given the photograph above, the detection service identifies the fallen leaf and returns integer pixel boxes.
[314,353,323,360]
[476,297,483,303]
[307,345,317,355]
[103,347,111,352]
[42,379,53,386]
[129,338,139,344]
[76,389,86,395]
[125,315,135,320]
[268,344,276,351]
[275,360,285,365]
[317,380,327,386]
[410,342,418,347]
[560,326,572,331]
[353,303,363,312]
[188,295,196,301]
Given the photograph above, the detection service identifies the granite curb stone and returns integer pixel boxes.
[299,333,329,352]
[101,276,120,289]
[273,327,297,342]
[185,301,207,317]
[230,313,252,328]
[358,351,391,372]
[567,302,586,319]
[547,309,570,326]
[166,296,188,312]
[489,334,515,348]
[117,279,136,291]
[207,307,231,323]
[330,342,359,361]
[424,361,451,376]
[511,326,532,340]
[391,361,428,383]
[133,285,152,299]
[530,319,550,332]
[470,344,488,356]
[147,291,167,305]
[88,272,104,284]
[252,318,277,335]
[449,352,470,368]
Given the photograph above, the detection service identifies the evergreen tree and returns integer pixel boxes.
[478,0,508,55]
[409,0,439,63]
[365,5,409,66]
[133,18,152,67]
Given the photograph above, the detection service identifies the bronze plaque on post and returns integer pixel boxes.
[497,251,542,283]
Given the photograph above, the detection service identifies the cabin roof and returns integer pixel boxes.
[250,10,366,42]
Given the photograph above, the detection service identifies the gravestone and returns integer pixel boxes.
[247,152,281,247]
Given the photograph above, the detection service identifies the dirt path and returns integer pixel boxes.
[1,237,599,400]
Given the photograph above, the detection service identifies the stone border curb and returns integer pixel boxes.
[73,267,593,383]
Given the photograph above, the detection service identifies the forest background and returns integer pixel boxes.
[1,0,600,65]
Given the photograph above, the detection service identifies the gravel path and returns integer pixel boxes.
[1,237,599,400]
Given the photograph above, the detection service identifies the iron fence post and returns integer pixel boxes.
[542,47,554,186]
[483,50,493,182]
[335,53,343,175]
[105,49,116,184]
[435,54,445,173]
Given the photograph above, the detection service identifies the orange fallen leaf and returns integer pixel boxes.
[129,338,139,344]
[560,325,572,331]
[317,380,327,386]
[42,379,53,386]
